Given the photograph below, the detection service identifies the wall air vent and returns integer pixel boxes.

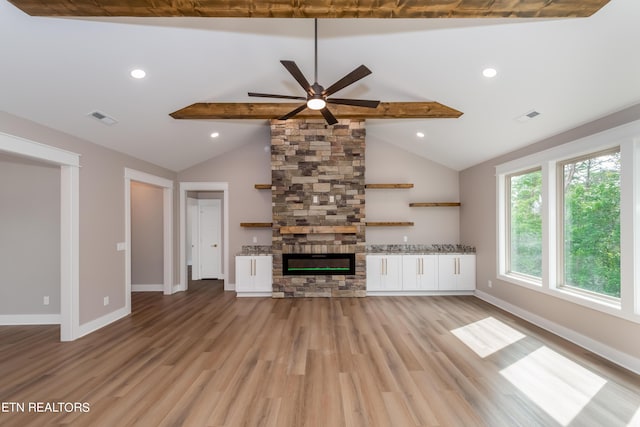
[88,110,118,126]
[515,109,541,123]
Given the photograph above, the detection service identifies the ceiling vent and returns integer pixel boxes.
[515,109,541,123]
[88,110,118,126]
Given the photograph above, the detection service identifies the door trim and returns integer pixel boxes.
[124,168,174,301]
[179,182,229,292]
[0,132,80,341]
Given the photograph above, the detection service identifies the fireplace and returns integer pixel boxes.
[283,253,356,276]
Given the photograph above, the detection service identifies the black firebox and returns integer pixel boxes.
[283,253,356,276]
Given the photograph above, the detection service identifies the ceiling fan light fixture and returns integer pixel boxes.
[307,97,326,110]
[482,67,497,78]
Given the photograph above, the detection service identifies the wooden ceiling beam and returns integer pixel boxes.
[8,0,610,18]
[169,102,463,120]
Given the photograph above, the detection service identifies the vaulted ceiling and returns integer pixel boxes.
[1,0,638,172]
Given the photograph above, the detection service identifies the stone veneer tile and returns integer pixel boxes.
[271,119,366,298]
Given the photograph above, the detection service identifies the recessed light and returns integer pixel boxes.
[482,67,497,78]
[416,132,425,138]
[130,69,146,79]
[210,132,220,138]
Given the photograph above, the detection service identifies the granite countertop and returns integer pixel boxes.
[238,245,273,256]
[237,244,475,256]
[365,244,475,254]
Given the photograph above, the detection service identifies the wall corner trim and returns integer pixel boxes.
[474,290,640,375]
[77,306,129,340]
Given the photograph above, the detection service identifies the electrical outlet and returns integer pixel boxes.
[43,296,50,305]
[403,235,408,243]
[313,195,319,204]
[116,242,126,251]
[103,296,109,306]
[252,236,258,243]
[329,195,335,203]
[488,280,493,288]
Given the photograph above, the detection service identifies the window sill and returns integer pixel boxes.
[498,273,640,325]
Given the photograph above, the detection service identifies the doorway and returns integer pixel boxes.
[0,131,80,341]
[124,168,173,306]
[179,182,229,292]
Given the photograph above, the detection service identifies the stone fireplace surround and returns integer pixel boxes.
[271,118,366,298]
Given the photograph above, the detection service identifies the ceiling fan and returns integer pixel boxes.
[248,19,380,125]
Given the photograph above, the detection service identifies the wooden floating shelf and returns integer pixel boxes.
[365,183,414,189]
[254,184,272,190]
[366,222,414,227]
[409,202,461,207]
[280,225,358,235]
[240,222,273,228]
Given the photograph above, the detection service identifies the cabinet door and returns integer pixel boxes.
[417,255,438,291]
[456,255,476,291]
[437,255,458,291]
[383,256,403,290]
[235,256,253,292]
[253,256,273,292]
[401,255,420,290]
[366,255,385,291]
[403,255,437,291]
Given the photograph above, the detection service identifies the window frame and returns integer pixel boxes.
[496,120,640,324]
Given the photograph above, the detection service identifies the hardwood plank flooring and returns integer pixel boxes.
[1,282,640,426]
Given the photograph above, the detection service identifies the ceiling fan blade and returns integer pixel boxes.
[279,103,308,121]
[248,92,307,101]
[323,65,372,97]
[280,60,312,95]
[320,108,338,125]
[327,98,380,108]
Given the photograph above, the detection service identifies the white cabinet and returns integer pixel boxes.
[437,254,476,291]
[367,253,475,294]
[235,255,272,296]
[402,255,438,291]
[366,255,402,291]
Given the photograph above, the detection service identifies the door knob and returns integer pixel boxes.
[211,244,218,247]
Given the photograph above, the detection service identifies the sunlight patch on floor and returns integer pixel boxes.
[628,406,640,426]
[450,316,526,358]
[500,346,607,426]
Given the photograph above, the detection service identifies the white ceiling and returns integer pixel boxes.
[1,0,639,172]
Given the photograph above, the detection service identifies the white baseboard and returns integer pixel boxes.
[0,314,61,325]
[367,290,475,297]
[235,291,271,297]
[132,284,163,292]
[475,290,640,375]
[225,282,235,292]
[77,306,129,339]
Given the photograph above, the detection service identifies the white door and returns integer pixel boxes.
[199,199,222,279]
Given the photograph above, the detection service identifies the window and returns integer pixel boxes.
[496,119,640,322]
[507,168,542,280]
[558,149,620,298]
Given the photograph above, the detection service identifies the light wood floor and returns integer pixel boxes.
[1,282,639,427]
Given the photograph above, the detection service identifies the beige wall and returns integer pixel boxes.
[460,104,640,360]
[131,181,164,285]
[178,133,462,284]
[0,111,176,325]
[0,153,60,315]
[365,139,460,245]
[178,140,272,284]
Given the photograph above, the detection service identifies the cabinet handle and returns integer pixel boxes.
[252,259,256,276]
[384,259,387,276]
[456,258,460,275]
